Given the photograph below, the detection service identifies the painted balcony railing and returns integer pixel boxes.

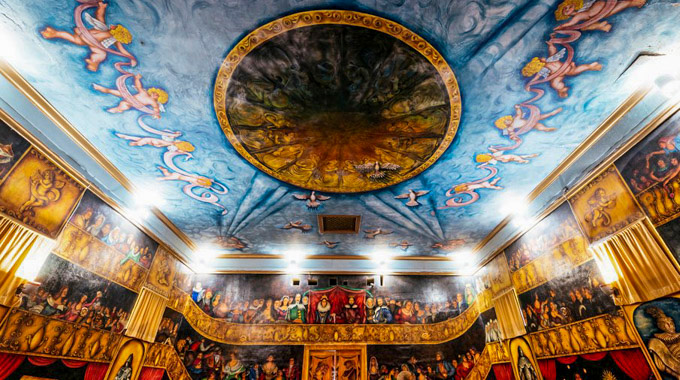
[526,309,638,358]
[145,342,192,380]
[180,294,481,344]
[0,306,122,362]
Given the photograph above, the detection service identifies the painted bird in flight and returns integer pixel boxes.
[293,191,331,208]
[283,221,312,232]
[354,161,401,180]
[391,240,412,251]
[320,240,339,249]
[364,228,393,239]
[395,189,430,207]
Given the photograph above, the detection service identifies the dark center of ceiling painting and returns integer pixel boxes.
[214,11,461,193]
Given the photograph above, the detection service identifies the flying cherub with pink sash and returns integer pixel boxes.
[554,0,646,32]
[94,74,168,119]
[522,40,602,98]
[40,1,136,71]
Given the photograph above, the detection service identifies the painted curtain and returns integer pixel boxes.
[307,286,366,324]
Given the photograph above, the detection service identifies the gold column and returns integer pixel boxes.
[589,218,680,304]
[493,288,526,340]
[0,215,55,305]
[126,286,168,342]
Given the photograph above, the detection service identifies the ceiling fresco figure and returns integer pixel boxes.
[0,0,672,259]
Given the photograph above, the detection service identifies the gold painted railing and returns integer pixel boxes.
[180,294,481,344]
[0,306,121,361]
[145,343,191,380]
[526,310,638,358]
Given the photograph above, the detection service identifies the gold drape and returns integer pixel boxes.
[126,287,167,342]
[589,218,680,305]
[0,216,54,305]
[493,288,525,339]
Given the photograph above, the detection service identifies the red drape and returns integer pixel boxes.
[556,356,578,365]
[492,363,514,380]
[85,363,110,380]
[581,352,607,361]
[610,349,652,380]
[140,367,165,380]
[538,360,556,380]
[307,286,366,323]
[62,359,88,368]
[0,353,25,380]
[27,356,58,366]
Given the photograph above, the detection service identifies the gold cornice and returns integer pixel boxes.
[0,60,196,263]
[474,86,652,269]
[179,294,481,345]
[217,253,453,261]
[206,270,461,276]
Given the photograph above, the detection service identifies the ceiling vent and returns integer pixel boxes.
[318,215,361,234]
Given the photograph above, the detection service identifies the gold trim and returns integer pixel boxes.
[180,294,481,345]
[217,253,453,261]
[0,60,196,251]
[214,10,461,193]
[207,270,463,275]
[0,98,192,268]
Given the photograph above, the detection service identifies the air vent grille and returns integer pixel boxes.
[318,215,361,234]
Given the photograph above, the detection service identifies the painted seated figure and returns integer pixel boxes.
[646,307,680,378]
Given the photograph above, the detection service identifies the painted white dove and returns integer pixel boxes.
[395,189,430,207]
[293,191,331,208]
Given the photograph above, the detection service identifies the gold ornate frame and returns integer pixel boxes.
[214,10,462,193]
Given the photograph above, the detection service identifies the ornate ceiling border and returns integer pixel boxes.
[214,10,461,193]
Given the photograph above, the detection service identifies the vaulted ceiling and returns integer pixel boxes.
[0,0,678,273]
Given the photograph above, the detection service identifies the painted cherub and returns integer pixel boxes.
[522,39,602,98]
[495,104,562,142]
[19,169,65,217]
[40,1,136,71]
[476,147,539,165]
[584,188,616,228]
[93,74,168,118]
[157,165,213,188]
[554,0,646,32]
[115,133,194,154]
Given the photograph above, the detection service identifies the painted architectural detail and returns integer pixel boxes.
[0,306,122,362]
[526,310,638,358]
[181,294,480,345]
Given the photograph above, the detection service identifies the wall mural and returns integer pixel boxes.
[517,260,617,333]
[616,111,680,263]
[156,307,184,345]
[54,190,159,291]
[367,311,490,380]
[174,322,303,380]
[190,274,475,325]
[0,119,84,238]
[569,166,644,243]
[0,0,671,258]
[632,296,680,380]
[16,253,137,333]
[504,203,590,293]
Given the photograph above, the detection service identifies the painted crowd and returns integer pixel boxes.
[368,351,481,380]
[191,282,476,325]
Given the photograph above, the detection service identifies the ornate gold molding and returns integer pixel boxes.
[525,310,638,358]
[145,343,192,380]
[180,294,480,345]
[0,306,121,362]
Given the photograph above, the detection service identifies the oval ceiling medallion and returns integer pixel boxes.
[214,10,461,193]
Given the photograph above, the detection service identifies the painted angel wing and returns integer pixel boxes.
[293,194,310,200]
[83,12,109,31]
[537,67,551,79]
[395,193,410,199]
[354,163,374,173]
[546,48,566,63]
[381,163,401,171]
[380,229,393,235]
[415,190,430,196]
[316,194,331,201]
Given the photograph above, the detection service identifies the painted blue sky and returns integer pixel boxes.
[0,0,677,257]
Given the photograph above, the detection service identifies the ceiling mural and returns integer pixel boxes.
[0,0,676,260]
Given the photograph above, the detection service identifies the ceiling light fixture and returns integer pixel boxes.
[134,186,166,208]
[370,247,392,275]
